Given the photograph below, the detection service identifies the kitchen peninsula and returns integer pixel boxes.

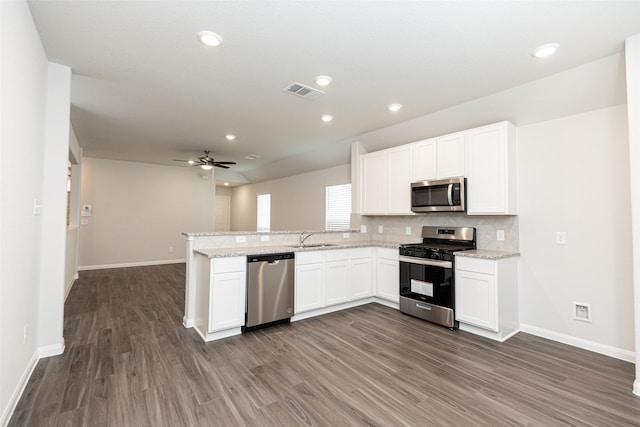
[182,229,519,343]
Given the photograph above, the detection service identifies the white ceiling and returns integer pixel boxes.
[28,1,640,185]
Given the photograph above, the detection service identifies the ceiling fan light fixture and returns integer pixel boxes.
[188,160,195,164]
[200,164,214,170]
[198,31,223,47]
[315,75,332,86]
[532,43,559,58]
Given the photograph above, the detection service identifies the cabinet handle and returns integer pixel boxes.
[416,303,432,311]
[447,184,453,206]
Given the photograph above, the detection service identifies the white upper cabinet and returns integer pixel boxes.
[412,138,437,181]
[466,122,517,215]
[361,145,413,215]
[361,151,387,215]
[413,132,466,182]
[386,145,414,214]
[437,132,466,179]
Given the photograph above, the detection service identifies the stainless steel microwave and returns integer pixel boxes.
[411,177,466,213]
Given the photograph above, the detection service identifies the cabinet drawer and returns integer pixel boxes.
[325,248,349,262]
[296,250,325,265]
[212,256,246,274]
[455,256,494,275]
[350,247,373,259]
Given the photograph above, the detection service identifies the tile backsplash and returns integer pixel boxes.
[355,213,519,252]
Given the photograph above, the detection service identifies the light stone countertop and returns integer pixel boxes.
[183,229,358,238]
[454,249,520,260]
[194,240,403,258]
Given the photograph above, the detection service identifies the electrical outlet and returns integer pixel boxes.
[23,324,28,344]
[343,233,350,239]
[496,230,505,241]
[556,232,567,245]
[405,226,411,236]
[168,246,173,253]
[360,225,367,233]
[260,235,269,242]
[378,225,384,234]
[573,302,592,322]
[236,235,246,243]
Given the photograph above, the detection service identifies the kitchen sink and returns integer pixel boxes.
[287,243,338,249]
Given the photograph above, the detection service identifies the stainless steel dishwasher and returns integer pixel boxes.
[243,252,295,332]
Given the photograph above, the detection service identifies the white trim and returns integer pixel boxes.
[374,298,399,310]
[292,298,375,322]
[520,323,635,363]
[459,322,520,342]
[64,277,75,301]
[183,316,195,328]
[1,350,39,426]
[38,340,65,358]
[78,258,186,271]
[634,380,640,397]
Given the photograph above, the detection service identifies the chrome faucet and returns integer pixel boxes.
[300,231,314,246]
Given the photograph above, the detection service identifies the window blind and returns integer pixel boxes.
[325,184,351,230]
[257,194,271,232]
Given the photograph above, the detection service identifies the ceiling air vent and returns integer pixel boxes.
[283,82,324,100]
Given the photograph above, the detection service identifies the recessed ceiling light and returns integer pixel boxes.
[188,160,195,165]
[315,76,332,86]
[224,182,229,186]
[532,43,559,58]
[321,114,333,122]
[198,31,223,47]
[388,103,402,112]
[225,134,236,141]
[244,154,261,160]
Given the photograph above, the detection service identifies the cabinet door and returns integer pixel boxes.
[325,260,350,306]
[466,122,517,215]
[386,145,414,214]
[361,151,387,214]
[413,139,437,181]
[437,132,466,178]
[295,263,324,313]
[455,270,497,331]
[209,271,246,332]
[350,257,373,300]
[376,257,399,303]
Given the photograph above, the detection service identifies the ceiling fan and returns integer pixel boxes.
[174,151,237,170]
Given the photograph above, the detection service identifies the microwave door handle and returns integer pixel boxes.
[447,184,453,206]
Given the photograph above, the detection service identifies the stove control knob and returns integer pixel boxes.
[431,253,441,260]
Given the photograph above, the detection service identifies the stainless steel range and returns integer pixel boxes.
[399,226,476,329]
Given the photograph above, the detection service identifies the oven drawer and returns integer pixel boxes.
[399,296,455,328]
[455,256,495,275]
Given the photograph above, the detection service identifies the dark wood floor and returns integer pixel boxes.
[9,263,640,426]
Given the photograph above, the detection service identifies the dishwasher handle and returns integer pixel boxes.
[247,252,295,263]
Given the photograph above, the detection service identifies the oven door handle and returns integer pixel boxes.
[399,256,452,269]
[447,183,454,206]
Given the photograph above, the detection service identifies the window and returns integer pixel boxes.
[257,194,271,232]
[325,184,351,230]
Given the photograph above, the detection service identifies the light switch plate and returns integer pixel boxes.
[360,225,367,233]
[236,235,247,243]
[343,233,350,239]
[496,230,505,241]
[260,235,269,242]
[378,225,384,234]
[405,227,411,235]
[556,231,567,245]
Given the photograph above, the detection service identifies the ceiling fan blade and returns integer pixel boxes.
[214,164,230,169]
[214,161,237,165]
[173,159,192,162]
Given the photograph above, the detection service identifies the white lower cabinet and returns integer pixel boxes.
[455,255,519,341]
[325,250,350,306]
[295,251,326,314]
[349,247,374,300]
[194,254,246,341]
[375,248,399,303]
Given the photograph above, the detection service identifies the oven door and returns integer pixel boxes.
[399,256,453,308]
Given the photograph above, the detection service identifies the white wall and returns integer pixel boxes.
[231,164,350,231]
[0,1,49,422]
[518,105,634,359]
[78,158,215,268]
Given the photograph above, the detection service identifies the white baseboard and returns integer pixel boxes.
[1,350,39,426]
[78,258,186,271]
[38,340,65,358]
[183,316,195,328]
[520,323,635,363]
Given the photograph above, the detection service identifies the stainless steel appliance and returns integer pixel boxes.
[244,252,295,332]
[399,226,476,329]
[411,176,466,213]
